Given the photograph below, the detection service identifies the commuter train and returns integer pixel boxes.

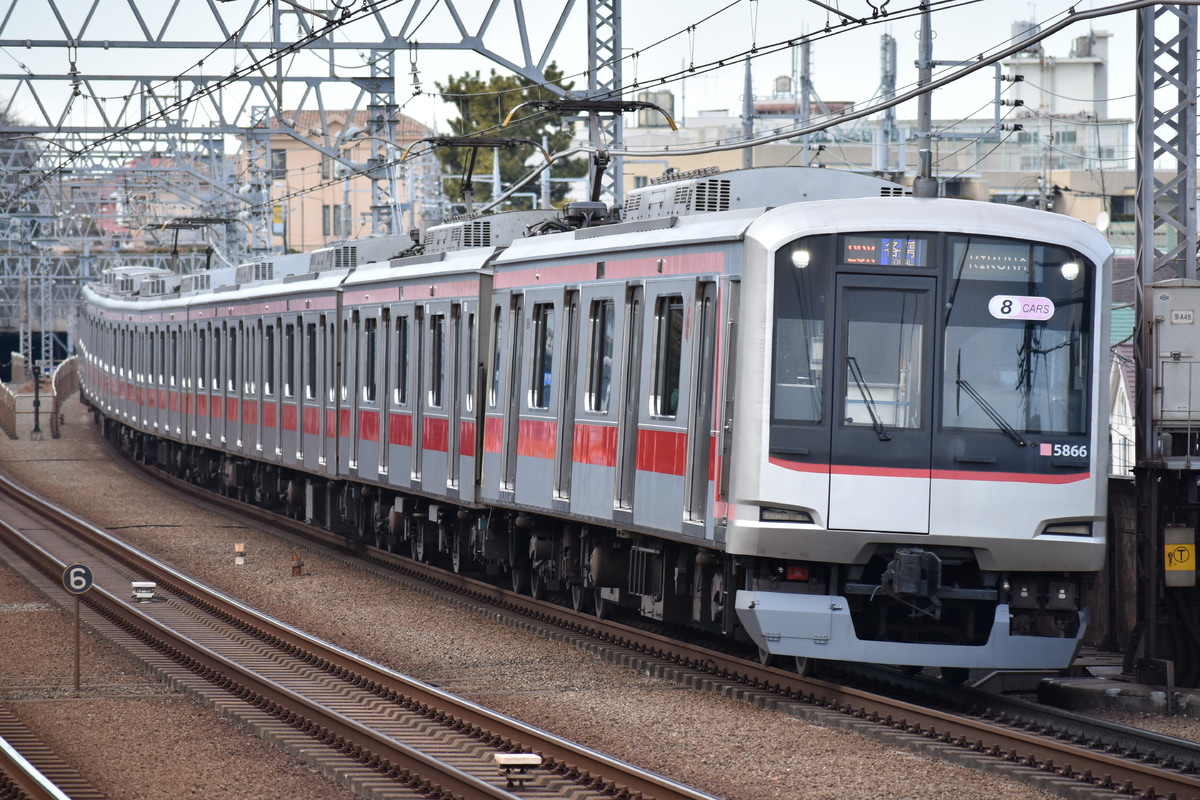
[78,165,1112,673]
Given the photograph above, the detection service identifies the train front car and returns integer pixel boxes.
[731,198,1112,671]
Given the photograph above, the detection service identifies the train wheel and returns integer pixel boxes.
[758,648,780,668]
[410,530,425,562]
[529,568,547,600]
[450,529,470,573]
[593,594,610,620]
[511,567,529,595]
[794,657,814,677]
[570,584,591,613]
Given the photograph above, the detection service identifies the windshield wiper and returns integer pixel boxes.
[846,356,891,441]
[955,354,1027,447]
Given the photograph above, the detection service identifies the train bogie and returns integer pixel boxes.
[79,166,1112,672]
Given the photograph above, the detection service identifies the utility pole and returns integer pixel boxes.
[742,58,754,169]
[912,7,937,197]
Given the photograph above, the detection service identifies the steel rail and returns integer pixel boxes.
[94,447,1200,800]
[0,471,720,800]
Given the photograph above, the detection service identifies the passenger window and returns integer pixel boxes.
[265,325,275,397]
[586,299,614,413]
[305,323,317,400]
[530,303,555,410]
[489,306,502,408]
[284,323,295,399]
[651,295,684,418]
[394,316,409,405]
[212,328,222,391]
[364,317,377,403]
[429,314,445,408]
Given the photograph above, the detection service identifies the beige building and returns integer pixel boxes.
[249,109,430,253]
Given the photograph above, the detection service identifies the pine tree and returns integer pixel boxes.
[434,64,587,211]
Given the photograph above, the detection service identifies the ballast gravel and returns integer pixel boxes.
[0,396,1155,800]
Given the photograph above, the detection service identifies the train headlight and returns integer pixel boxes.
[1042,522,1093,537]
[1060,261,1081,281]
[760,507,814,523]
[791,249,811,269]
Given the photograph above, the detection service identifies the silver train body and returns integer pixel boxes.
[78,166,1112,670]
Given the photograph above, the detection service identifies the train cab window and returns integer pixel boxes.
[394,316,409,405]
[586,299,615,413]
[772,237,830,424]
[264,325,275,397]
[489,306,503,408]
[364,317,378,403]
[650,295,683,418]
[430,314,445,408]
[530,303,555,410]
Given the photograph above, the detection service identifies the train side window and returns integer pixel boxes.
[284,323,295,398]
[651,295,683,418]
[158,331,166,385]
[264,324,275,397]
[246,325,255,395]
[429,313,445,408]
[305,323,317,400]
[364,317,378,403]
[465,311,476,413]
[227,327,238,393]
[326,318,336,404]
[148,329,155,384]
[198,329,206,388]
[212,328,222,390]
[342,317,351,402]
[530,303,555,410]
[394,316,409,405]
[489,306,503,408]
[586,299,614,413]
[170,331,178,388]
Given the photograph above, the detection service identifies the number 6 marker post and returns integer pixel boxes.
[62,564,94,691]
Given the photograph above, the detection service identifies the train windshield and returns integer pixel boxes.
[770,232,1095,442]
[941,235,1093,436]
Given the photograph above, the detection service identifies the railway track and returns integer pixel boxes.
[1,703,108,800]
[0,472,720,800]
[111,451,1200,800]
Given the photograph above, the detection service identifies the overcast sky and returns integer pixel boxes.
[4,0,1138,139]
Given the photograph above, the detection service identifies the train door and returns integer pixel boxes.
[385,308,414,489]
[324,314,337,474]
[685,281,718,527]
[357,310,382,481]
[411,306,426,484]
[500,295,524,493]
[378,309,391,479]
[345,311,361,474]
[554,291,580,503]
[446,304,463,491]
[262,319,278,458]
[300,317,320,465]
[828,274,935,533]
[214,324,226,444]
[615,286,644,511]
